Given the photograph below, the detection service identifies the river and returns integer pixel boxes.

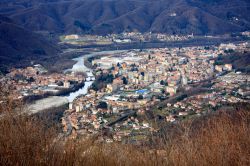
[27,50,126,113]
[65,50,126,102]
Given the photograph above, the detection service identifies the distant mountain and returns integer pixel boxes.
[0,15,60,72]
[0,0,250,35]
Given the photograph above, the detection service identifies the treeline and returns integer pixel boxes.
[216,51,250,73]
[91,73,114,91]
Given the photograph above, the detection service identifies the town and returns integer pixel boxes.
[60,32,194,46]
[1,1,250,164]
[60,31,250,47]
[0,36,249,143]
[61,41,250,143]
[0,64,85,100]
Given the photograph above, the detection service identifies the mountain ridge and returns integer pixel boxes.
[0,15,60,72]
[0,0,249,35]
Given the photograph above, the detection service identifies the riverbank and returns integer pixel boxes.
[26,50,123,114]
[23,81,85,104]
[26,96,69,114]
[65,50,126,102]
[62,36,249,51]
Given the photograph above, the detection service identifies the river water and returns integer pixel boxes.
[27,50,126,113]
[65,50,125,102]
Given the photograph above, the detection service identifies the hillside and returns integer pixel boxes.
[0,0,250,35]
[216,51,250,73]
[0,91,249,166]
[0,15,60,72]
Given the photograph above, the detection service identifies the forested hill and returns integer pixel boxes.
[0,0,249,35]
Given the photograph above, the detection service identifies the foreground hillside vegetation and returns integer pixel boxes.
[0,88,249,165]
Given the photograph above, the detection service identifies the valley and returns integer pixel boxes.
[0,1,250,165]
[1,36,249,142]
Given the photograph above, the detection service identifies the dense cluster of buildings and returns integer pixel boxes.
[0,64,85,100]
[163,71,250,123]
[1,38,249,143]
[61,42,250,142]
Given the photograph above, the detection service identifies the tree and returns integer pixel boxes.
[97,101,108,109]
[28,77,35,83]
[224,49,234,54]
[91,83,99,91]
[176,94,188,101]
[148,54,152,60]
[57,81,63,86]
[160,80,165,85]
[138,95,143,100]
[204,46,210,50]
[122,77,128,85]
